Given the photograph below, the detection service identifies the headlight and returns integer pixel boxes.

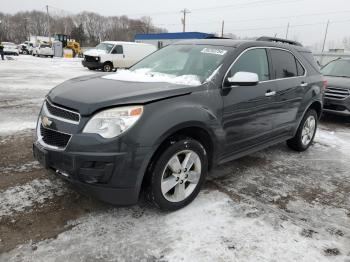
[83,106,143,138]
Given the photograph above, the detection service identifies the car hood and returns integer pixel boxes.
[83,49,107,56]
[324,75,350,89]
[48,74,198,116]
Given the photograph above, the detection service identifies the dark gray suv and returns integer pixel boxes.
[33,37,324,210]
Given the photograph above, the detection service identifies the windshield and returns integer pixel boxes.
[95,43,114,53]
[130,44,230,83]
[321,60,350,78]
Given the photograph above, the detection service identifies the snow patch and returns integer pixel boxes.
[0,178,67,218]
[103,68,201,86]
[0,121,36,136]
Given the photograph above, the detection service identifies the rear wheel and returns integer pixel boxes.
[287,109,318,151]
[145,138,208,211]
[22,50,28,55]
[103,62,113,72]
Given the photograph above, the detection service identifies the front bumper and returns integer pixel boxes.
[323,97,350,116]
[33,139,152,206]
[82,60,103,69]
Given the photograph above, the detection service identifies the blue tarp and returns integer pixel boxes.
[135,32,215,40]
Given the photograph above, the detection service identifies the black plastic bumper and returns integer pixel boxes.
[33,141,147,205]
[82,60,103,69]
[324,97,350,116]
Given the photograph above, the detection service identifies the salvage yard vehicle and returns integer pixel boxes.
[321,58,350,116]
[82,41,157,72]
[32,43,54,58]
[33,37,323,211]
[3,42,19,56]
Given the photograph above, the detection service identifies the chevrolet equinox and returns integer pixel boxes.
[33,37,324,210]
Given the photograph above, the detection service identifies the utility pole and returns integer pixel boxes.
[285,22,290,39]
[181,8,190,32]
[46,5,51,43]
[221,20,225,38]
[320,20,330,65]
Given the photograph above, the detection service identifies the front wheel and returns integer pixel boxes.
[145,138,208,211]
[287,109,318,151]
[102,62,113,72]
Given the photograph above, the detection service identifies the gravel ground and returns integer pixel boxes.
[0,56,349,261]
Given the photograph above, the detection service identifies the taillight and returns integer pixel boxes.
[322,79,328,90]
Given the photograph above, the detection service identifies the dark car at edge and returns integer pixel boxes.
[321,58,350,116]
[33,37,324,210]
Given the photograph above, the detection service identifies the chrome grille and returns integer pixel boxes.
[324,87,350,100]
[45,100,80,123]
[40,124,71,149]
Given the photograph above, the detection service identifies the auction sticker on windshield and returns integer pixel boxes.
[201,48,227,55]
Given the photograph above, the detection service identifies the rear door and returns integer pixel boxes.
[221,48,278,159]
[268,48,307,133]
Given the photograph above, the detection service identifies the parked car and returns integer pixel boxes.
[33,37,323,211]
[19,41,34,55]
[3,42,19,56]
[82,41,157,72]
[32,43,54,57]
[321,58,350,116]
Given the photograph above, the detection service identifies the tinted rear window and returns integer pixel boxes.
[270,49,297,79]
[300,51,320,73]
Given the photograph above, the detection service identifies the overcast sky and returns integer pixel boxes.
[3,0,350,48]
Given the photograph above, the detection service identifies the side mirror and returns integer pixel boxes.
[225,72,259,87]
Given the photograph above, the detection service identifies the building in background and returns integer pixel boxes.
[135,32,215,49]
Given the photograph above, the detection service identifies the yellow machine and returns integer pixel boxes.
[54,34,82,57]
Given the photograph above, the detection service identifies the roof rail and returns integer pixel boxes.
[256,36,303,47]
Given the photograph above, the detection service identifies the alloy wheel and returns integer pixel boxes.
[161,150,201,202]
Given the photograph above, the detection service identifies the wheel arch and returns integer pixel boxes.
[139,123,217,192]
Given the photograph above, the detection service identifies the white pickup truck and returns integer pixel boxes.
[82,41,157,72]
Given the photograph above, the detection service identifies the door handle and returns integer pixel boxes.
[300,82,308,87]
[265,90,276,97]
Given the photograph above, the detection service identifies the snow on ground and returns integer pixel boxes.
[1,190,349,262]
[0,178,67,218]
[0,56,93,136]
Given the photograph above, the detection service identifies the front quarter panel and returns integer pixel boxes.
[124,85,225,155]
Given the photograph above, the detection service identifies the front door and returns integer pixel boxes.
[221,48,277,160]
[108,45,125,68]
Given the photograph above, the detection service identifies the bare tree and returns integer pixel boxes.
[0,10,166,45]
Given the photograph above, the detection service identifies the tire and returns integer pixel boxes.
[287,109,318,151]
[22,50,28,55]
[145,138,208,211]
[102,62,113,72]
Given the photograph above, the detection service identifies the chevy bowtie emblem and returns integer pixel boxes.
[41,116,52,128]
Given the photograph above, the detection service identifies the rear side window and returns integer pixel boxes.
[270,49,298,78]
[296,59,305,76]
[229,48,270,81]
[301,51,320,72]
[111,45,123,54]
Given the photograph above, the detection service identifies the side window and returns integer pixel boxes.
[270,49,297,78]
[229,48,270,81]
[111,45,123,54]
[296,58,305,76]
